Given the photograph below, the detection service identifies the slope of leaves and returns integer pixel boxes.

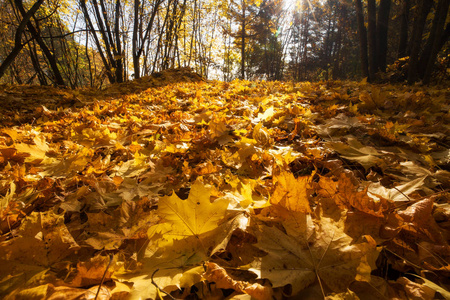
[0,73,449,299]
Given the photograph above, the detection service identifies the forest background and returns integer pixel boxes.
[0,0,448,88]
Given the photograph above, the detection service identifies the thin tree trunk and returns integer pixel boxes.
[79,0,115,83]
[0,0,44,81]
[22,18,66,86]
[240,0,246,79]
[132,0,140,78]
[91,0,117,78]
[423,0,449,84]
[355,0,369,79]
[85,28,93,87]
[376,0,391,72]
[114,0,123,82]
[398,0,410,58]
[28,41,47,85]
[407,0,433,84]
[367,0,377,79]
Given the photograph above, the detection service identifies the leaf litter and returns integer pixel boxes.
[0,70,449,299]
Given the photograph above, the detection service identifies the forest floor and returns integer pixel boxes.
[0,68,449,300]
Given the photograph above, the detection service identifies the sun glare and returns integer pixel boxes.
[284,0,300,11]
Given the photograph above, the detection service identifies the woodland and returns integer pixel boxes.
[0,0,450,299]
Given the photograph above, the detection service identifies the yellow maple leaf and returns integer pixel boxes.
[270,171,312,213]
[15,135,49,164]
[257,106,274,122]
[115,236,207,299]
[0,211,80,277]
[253,123,272,147]
[149,180,229,243]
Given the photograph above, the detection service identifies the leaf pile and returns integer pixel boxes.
[0,76,449,299]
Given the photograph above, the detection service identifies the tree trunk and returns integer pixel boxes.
[79,0,115,83]
[422,0,449,84]
[407,0,433,84]
[376,0,391,72]
[91,0,117,80]
[397,0,410,58]
[114,0,123,83]
[0,0,44,81]
[439,23,450,50]
[20,14,66,86]
[240,0,246,79]
[28,41,47,85]
[355,0,369,79]
[367,0,377,79]
[132,0,140,78]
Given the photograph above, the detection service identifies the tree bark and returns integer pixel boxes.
[367,0,377,79]
[376,0,391,72]
[397,0,410,58]
[422,0,449,84]
[114,0,123,82]
[240,0,246,79]
[18,11,66,86]
[132,0,140,78]
[90,0,117,81]
[133,0,162,78]
[28,41,48,85]
[79,0,115,83]
[0,0,44,81]
[355,0,369,79]
[407,0,433,84]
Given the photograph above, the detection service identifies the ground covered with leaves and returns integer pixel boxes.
[0,69,449,299]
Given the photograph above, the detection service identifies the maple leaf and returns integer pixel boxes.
[326,137,384,170]
[209,115,233,145]
[315,113,361,137]
[112,151,150,178]
[0,211,80,297]
[1,76,448,299]
[253,123,272,147]
[270,170,312,213]
[148,180,237,251]
[256,105,275,122]
[398,196,434,226]
[40,147,93,177]
[80,199,159,250]
[250,210,379,297]
[115,236,206,299]
[368,177,428,203]
[72,126,119,148]
[0,211,80,268]
[222,176,268,209]
[317,174,391,217]
[70,255,113,287]
[14,135,49,164]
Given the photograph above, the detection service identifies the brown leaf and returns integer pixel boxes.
[398,196,434,226]
[317,174,391,217]
[396,277,435,300]
[203,262,272,300]
[70,255,112,288]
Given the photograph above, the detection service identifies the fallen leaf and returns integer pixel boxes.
[250,210,379,296]
[326,137,384,170]
[203,262,272,300]
[270,170,311,213]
